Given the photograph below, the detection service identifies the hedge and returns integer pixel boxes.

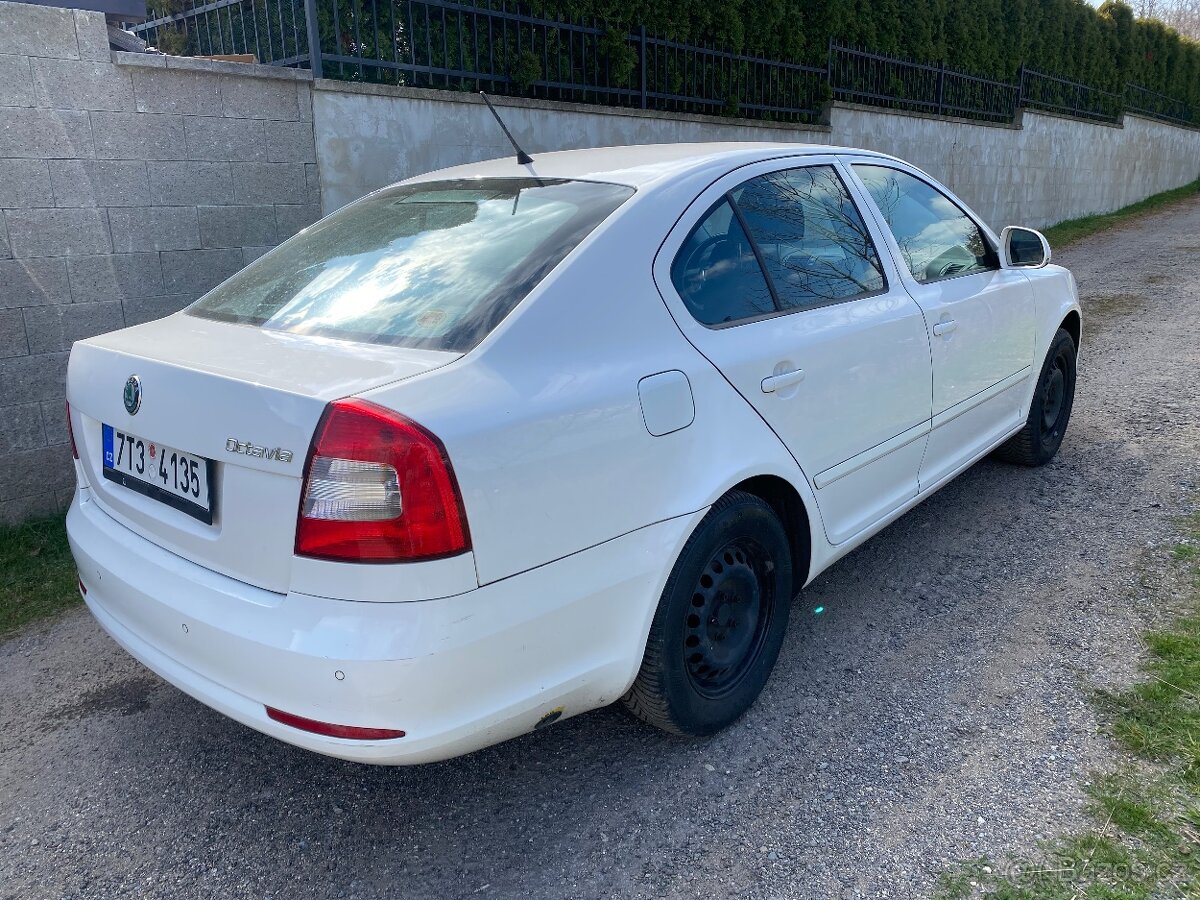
[521,0,1200,113]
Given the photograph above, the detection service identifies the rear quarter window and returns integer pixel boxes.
[188,178,634,351]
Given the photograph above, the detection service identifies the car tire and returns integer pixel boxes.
[994,327,1077,467]
[622,490,793,736]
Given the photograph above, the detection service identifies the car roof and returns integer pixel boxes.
[406,142,903,190]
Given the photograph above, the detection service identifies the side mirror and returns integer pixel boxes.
[1001,226,1051,269]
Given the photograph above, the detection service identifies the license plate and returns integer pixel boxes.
[102,425,214,524]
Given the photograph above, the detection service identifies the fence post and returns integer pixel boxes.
[1016,63,1024,107]
[304,0,323,78]
[639,25,647,109]
[936,60,945,116]
[826,35,834,91]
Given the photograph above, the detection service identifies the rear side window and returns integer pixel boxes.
[188,178,634,351]
[732,166,885,310]
[853,165,998,283]
[671,165,885,327]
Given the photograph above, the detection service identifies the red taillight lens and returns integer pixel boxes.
[265,706,406,741]
[295,399,471,562]
[66,400,79,460]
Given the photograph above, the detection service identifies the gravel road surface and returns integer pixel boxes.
[3,198,1199,900]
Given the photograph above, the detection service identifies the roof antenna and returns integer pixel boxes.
[479,92,534,166]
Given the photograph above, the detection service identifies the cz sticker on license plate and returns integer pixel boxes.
[102,424,214,524]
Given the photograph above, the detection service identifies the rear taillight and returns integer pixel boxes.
[66,400,78,460]
[295,399,471,563]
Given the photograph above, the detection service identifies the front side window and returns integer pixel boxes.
[732,166,885,310]
[188,178,634,351]
[853,165,998,284]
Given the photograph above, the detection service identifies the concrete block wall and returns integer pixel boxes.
[832,103,1200,229]
[312,84,1200,231]
[0,0,319,524]
[313,82,834,213]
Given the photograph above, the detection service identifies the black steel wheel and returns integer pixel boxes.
[994,327,1077,467]
[623,490,793,736]
[1038,341,1071,447]
[683,538,775,699]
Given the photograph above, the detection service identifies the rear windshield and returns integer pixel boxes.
[187,178,634,351]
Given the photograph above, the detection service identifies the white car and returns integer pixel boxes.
[65,143,1080,764]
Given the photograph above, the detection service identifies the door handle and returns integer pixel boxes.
[761,368,805,393]
[932,319,957,337]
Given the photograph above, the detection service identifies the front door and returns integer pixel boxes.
[654,159,932,546]
[848,163,1036,488]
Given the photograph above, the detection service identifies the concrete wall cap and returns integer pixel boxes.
[830,100,1023,131]
[312,79,833,134]
[114,51,313,81]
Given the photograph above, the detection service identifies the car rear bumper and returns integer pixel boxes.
[68,490,702,764]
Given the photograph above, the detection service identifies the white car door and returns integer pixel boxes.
[653,158,932,546]
[846,162,1036,489]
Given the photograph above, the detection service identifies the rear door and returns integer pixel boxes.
[653,157,933,546]
[847,162,1036,488]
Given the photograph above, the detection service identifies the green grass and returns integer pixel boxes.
[937,512,1200,899]
[0,514,79,638]
[1042,179,1200,249]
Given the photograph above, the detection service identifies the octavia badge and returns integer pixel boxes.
[123,375,142,415]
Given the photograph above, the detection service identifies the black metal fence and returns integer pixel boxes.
[127,0,1195,129]
[639,33,825,120]
[309,0,826,121]
[132,0,311,66]
[317,2,638,104]
[829,43,1018,124]
[1125,82,1196,127]
[1020,66,1123,125]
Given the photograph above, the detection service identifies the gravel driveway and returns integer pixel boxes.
[3,198,1199,900]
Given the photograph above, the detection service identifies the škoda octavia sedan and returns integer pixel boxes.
[66,143,1080,763]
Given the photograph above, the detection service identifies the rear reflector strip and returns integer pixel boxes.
[77,576,87,596]
[265,706,406,741]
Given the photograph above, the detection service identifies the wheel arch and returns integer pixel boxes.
[1060,309,1081,351]
[728,474,813,595]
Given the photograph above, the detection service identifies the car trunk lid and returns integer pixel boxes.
[68,314,460,594]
